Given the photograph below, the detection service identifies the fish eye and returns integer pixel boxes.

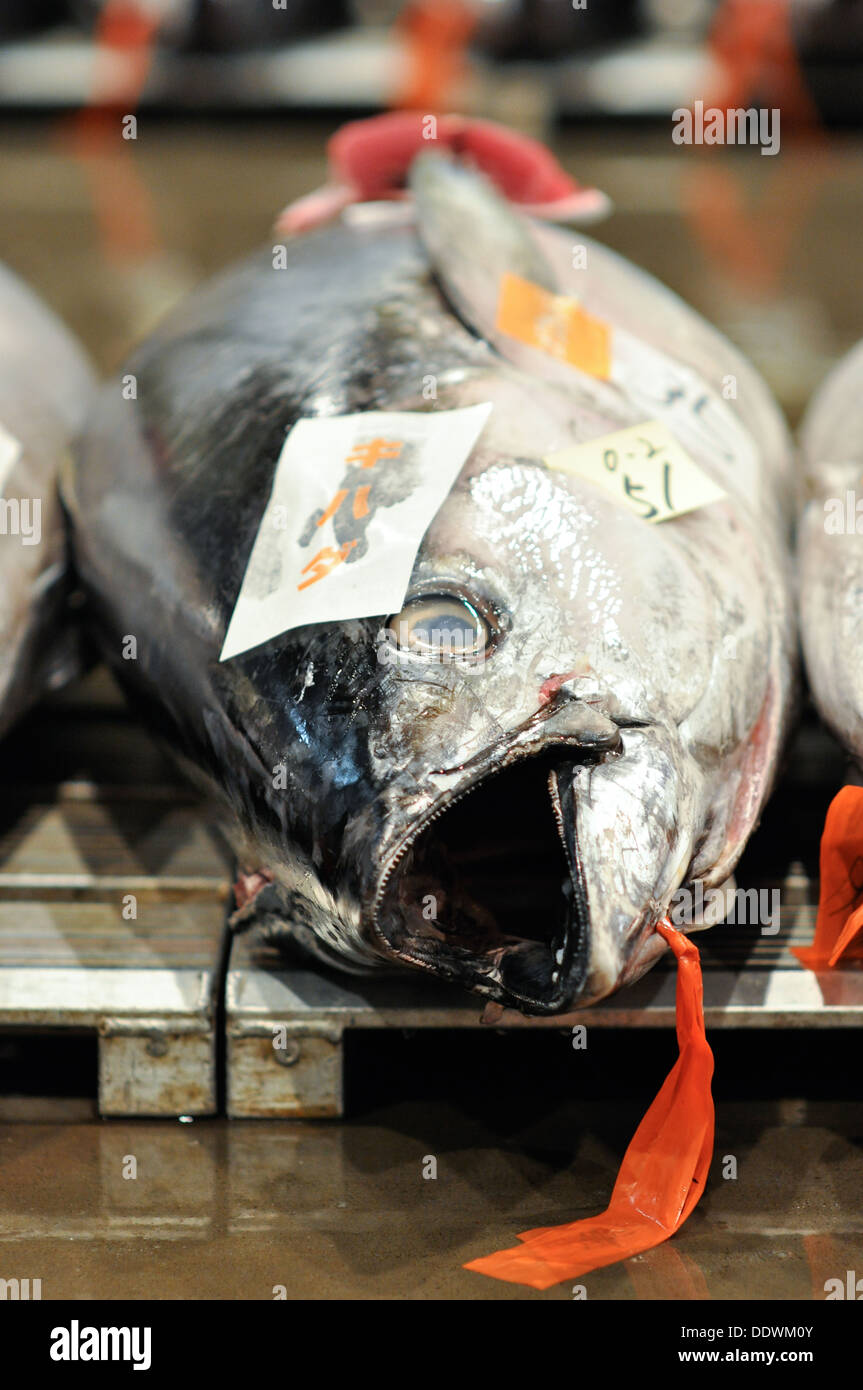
[387,593,493,660]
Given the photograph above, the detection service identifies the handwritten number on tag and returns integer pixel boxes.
[602,438,674,519]
[546,419,724,525]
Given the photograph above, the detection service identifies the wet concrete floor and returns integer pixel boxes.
[1,1028,861,1299]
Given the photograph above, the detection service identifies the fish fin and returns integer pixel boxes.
[409,151,560,341]
[229,881,385,978]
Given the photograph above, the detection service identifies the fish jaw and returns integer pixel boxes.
[550,725,700,1005]
[366,721,699,1016]
[368,755,591,1014]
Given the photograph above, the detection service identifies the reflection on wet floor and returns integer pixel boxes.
[1,1029,862,1299]
[1,1107,861,1300]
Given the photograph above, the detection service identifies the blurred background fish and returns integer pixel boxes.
[0,262,94,740]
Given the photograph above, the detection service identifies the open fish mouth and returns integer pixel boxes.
[372,753,594,1015]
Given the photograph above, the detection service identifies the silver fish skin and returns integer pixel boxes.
[64,158,796,1015]
[0,263,95,738]
[798,339,863,760]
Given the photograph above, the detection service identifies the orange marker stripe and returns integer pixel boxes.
[297,540,356,591]
[352,485,371,520]
[495,271,612,381]
[316,489,348,528]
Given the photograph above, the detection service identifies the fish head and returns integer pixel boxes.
[337,432,717,1015]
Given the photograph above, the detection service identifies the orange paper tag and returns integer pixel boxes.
[792,785,863,970]
[495,271,612,380]
[464,920,714,1289]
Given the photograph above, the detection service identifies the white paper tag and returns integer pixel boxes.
[220,403,492,661]
[545,419,726,523]
[610,339,760,511]
[0,421,22,498]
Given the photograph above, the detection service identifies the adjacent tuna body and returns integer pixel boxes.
[799,339,863,762]
[0,263,95,739]
[64,158,796,1015]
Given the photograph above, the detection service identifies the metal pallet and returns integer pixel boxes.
[3,673,860,1118]
[0,674,231,1117]
[224,883,863,1118]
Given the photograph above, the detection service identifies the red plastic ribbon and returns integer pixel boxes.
[275,112,608,235]
[792,785,863,970]
[464,919,714,1289]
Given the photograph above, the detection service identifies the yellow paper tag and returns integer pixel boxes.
[545,420,726,523]
[495,271,612,381]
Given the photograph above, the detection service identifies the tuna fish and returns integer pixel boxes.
[0,263,94,739]
[63,155,796,1014]
[798,339,863,762]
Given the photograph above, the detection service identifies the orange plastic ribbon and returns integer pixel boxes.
[465,920,714,1288]
[792,785,863,970]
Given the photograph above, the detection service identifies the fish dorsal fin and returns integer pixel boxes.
[409,152,559,341]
